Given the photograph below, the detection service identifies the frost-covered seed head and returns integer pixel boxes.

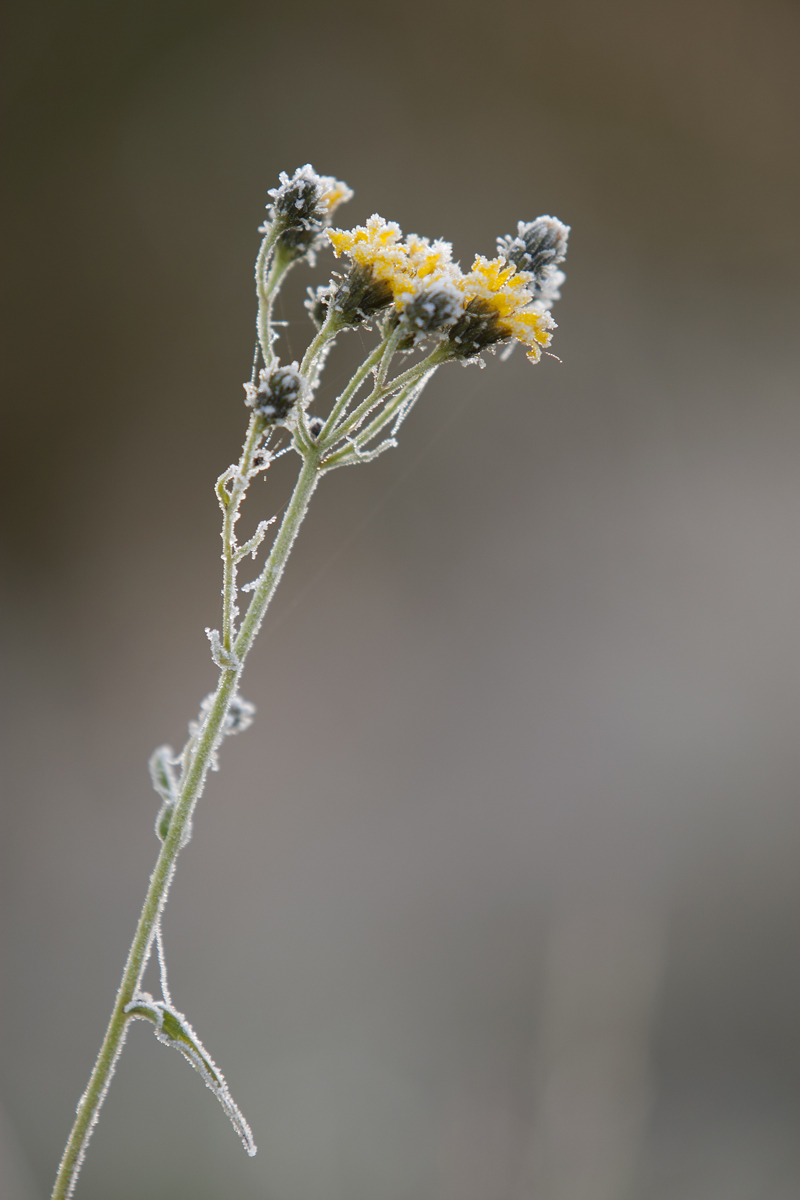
[306,416,325,439]
[252,363,303,424]
[496,216,570,305]
[267,165,353,262]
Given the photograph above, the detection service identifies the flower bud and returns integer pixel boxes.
[496,216,570,305]
[266,165,352,263]
[251,363,303,424]
[224,694,256,735]
[399,283,463,346]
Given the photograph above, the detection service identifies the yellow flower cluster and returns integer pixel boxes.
[459,256,555,362]
[327,216,555,361]
[328,216,417,302]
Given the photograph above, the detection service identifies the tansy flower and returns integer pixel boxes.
[448,255,555,363]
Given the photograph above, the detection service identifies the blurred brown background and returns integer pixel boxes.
[2,2,800,1198]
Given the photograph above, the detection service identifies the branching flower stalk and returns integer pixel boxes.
[51,165,570,1200]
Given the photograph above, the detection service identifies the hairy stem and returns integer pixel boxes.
[221,412,265,651]
[322,345,449,465]
[317,332,392,446]
[51,449,322,1200]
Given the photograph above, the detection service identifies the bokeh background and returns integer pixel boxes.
[2,2,800,1197]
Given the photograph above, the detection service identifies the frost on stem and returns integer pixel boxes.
[188,691,256,772]
[205,627,240,670]
[124,993,257,1157]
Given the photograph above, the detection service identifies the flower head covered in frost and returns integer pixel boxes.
[326,213,566,361]
[325,216,413,325]
[244,362,304,428]
[393,233,464,346]
[266,165,353,263]
[324,218,465,338]
[447,255,556,363]
[496,216,570,308]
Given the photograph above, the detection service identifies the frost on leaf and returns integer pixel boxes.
[148,746,191,845]
[187,690,257,772]
[148,746,178,803]
[125,993,257,1156]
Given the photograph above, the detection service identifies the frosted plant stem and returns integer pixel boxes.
[154,918,171,1007]
[299,307,344,379]
[318,334,391,444]
[51,450,322,1200]
[233,450,321,659]
[221,412,264,652]
[321,346,450,467]
[255,230,287,366]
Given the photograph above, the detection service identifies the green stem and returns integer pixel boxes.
[256,235,294,367]
[317,336,389,447]
[51,449,323,1200]
[323,345,448,462]
[299,307,343,379]
[234,451,321,659]
[221,413,264,651]
[254,227,278,363]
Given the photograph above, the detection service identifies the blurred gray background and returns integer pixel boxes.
[2,2,799,1198]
